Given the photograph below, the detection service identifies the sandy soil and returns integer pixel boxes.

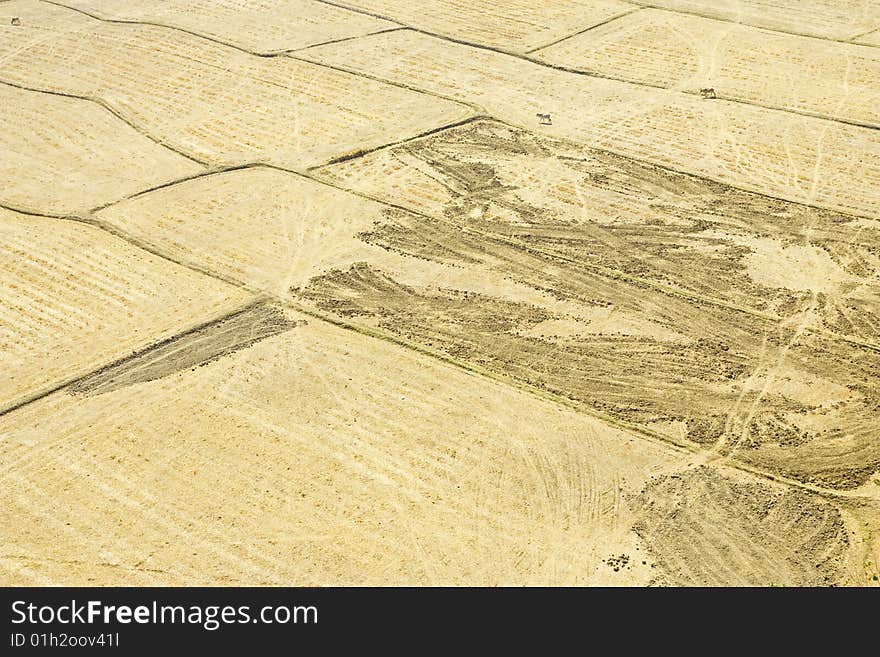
[0,83,201,215]
[0,309,685,585]
[0,207,251,413]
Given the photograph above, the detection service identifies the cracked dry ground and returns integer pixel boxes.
[1,0,879,586]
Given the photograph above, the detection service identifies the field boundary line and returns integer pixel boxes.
[31,1,880,139]
[316,0,880,48]
[850,28,880,44]
[286,26,408,53]
[624,1,880,45]
[285,52,486,114]
[38,0,375,57]
[287,302,698,456]
[290,51,880,206]
[0,78,208,165]
[527,9,880,130]
[88,164,258,213]
[1,79,481,203]
[37,0,477,114]
[88,116,490,216]
[317,114,489,166]
[304,0,408,26]
[303,3,880,131]
[81,123,880,356]
[9,195,675,449]
[316,0,880,47]
[83,115,485,213]
[341,26,880,131]
[0,201,74,220]
[39,0,879,130]
[38,0,413,56]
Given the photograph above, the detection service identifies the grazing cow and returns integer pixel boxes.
[699,87,717,99]
[536,113,552,125]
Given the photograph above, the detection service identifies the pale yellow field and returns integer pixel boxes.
[1,1,878,587]
[855,29,880,46]
[0,83,201,215]
[535,8,880,126]
[0,1,471,168]
[0,310,685,586]
[0,207,251,413]
[300,29,880,219]
[627,0,880,40]
[55,0,395,54]
[326,0,633,52]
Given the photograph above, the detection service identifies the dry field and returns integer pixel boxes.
[0,308,685,585]
[0,83,201,215]
[626,0,880,40]
[299,29,880,219]
[92,167,390,295]
[0,206,252,413]
[857,30,880,46]
[1,1,878,587]
[534,8,880,127]
[305,120,880,492]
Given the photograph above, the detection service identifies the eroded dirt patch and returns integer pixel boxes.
[70,303,301,396]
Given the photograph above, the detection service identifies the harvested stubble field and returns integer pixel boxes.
[1,0,878,587]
